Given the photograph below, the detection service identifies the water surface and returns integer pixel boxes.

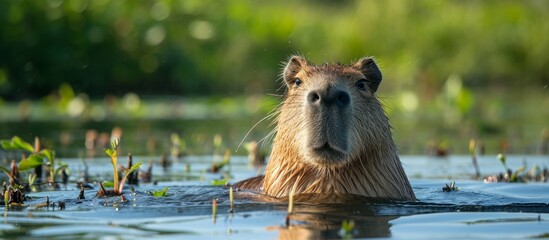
[2,155,548,239]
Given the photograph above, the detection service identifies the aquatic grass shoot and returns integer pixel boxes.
[97,138,141,197]
[212,198,217,223]
[469,139,481,179]
[0,161,17,186]
[285,177,299,226]
[106,138,120,191]
[497,153,508,171]
[288,184,295,214]
[3,185,7,209]
[209,149,231,173]
[229,186,234,213]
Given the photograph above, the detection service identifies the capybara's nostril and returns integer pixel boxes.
[334,90,350,108]
[307,91,321,105]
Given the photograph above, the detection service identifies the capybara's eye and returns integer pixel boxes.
[294,78,302,86]
[355,79,367,91]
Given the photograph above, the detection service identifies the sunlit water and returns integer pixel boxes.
[2,155,549,239]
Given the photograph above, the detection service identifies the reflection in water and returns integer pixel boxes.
[249,189,549,239]
[276,208,397,239]
[259,196,402,239]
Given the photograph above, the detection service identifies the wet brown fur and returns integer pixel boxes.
[234,56,416,202]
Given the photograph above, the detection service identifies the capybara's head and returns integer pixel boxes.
[279,55,387,167]
[234,55,416,201]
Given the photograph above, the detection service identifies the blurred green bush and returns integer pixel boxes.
[0,0,547,100]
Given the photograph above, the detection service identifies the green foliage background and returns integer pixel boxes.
[0,0,548,100]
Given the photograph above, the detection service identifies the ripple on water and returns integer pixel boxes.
[3,155,549,239]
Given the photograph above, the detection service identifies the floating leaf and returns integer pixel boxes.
[19,154,44,171]
[211,178,229,186]
[151,187,169,197]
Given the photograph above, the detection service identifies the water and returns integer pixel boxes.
[2,155,548,239]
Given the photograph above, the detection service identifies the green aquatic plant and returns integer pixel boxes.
[147,187,169,197]
[209,149,231,173]
[212,198,218,223]
[119,154,139,185]
[1,136,45,171]
[2,183,25,208]
[0,136,68,186]
[97,138,141,197]
[442,181,459,192]
[0,160,18,186]
[229,186,234,213]
[484,153,548,183]
[340,219,356,239]
[3,183,8,208]
[469,139,481,179]
[285,177,300,227]
[211,176,229,186]
[497,153,508,170]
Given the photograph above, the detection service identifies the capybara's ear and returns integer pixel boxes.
[283,55,308,87]
[354,57,382,93]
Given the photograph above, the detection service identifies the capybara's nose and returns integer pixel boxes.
[307,89,350,109]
